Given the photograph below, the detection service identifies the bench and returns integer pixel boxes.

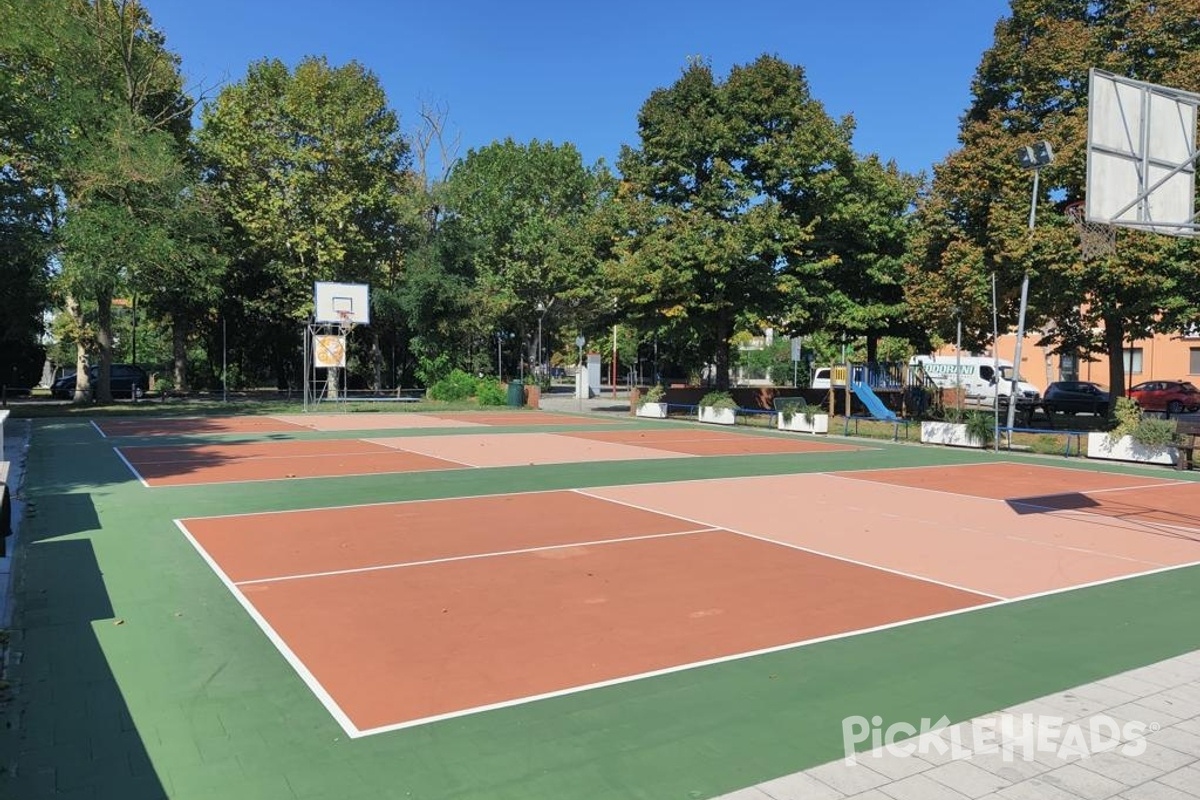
[1177,421,1200,471]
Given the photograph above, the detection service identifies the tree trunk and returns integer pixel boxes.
[372,330,383,391]
[94,289,114,403]
[1104,312,1126,405]
[866,335,878,364]
[714,311,731,390]
[173,317,188,392]
[67,294,92,405]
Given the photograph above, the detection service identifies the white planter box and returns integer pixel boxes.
[636,402,669,419]
[698,406,737,425]
[778,412,829,434]
[920,421,984,448]
[1086,432,1178,465]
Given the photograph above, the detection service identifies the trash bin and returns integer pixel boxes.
[507,381,525,407]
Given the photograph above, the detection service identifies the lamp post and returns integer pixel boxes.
[953,305,962,414]
[1008,140,1055,433]
[535,301,545,382]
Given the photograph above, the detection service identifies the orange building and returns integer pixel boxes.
[946,328,1200,393]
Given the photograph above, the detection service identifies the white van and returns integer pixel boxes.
[909,355,1041,412]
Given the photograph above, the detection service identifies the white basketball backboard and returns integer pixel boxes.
[313,282,370,325]
[1085,69,1200,236]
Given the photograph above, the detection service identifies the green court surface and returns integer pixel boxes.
[2,415,1198,800]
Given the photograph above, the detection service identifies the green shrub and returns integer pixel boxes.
[640,385,666,406]
[475,379,507,406]
[427,369,477,402]
[1130,418,1179,447]
[1108,397,1179,447]
[700,390,737,410]
[964,410,996,446]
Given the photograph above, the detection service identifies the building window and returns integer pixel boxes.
[1191,347,1200,375]
[1123,347,1143,375]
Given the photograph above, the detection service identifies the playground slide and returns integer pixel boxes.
[850,381,899,421]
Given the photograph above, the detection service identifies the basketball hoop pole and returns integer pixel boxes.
[1008,142,1054,433]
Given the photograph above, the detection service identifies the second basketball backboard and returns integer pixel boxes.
[1086,68,1200,236]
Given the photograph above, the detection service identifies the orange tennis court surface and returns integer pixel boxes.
[93,410,618,438]
[177,462,1200,738]
[118,429,860,486]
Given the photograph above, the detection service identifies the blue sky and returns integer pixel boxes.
[149,0,1012,178]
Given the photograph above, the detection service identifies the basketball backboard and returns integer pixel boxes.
[1085,68,1200,236]
[313,282,370,325]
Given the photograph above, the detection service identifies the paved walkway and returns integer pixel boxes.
[715,649,1200,800]
[0,415,30,629]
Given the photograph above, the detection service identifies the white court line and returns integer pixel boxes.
[174,519,362,739]
[571,489,1006,601]
[90,420,108,439]
[234,527,720,586]
[112,447,150,488]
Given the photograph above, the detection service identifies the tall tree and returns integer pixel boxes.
[440,138,609,374]
[611,55,856,389]
[907,0,1200,399]
[197,56,413,388]
[1,0,194,403]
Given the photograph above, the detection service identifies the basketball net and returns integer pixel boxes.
[336,309,355,333]
[1064,201,1116,260]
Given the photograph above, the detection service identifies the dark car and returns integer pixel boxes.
[1128,380,1200,414]
[51,364,148,400]
[1041,381,1110,415]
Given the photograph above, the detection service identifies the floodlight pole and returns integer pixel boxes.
[1008,142,1054,434]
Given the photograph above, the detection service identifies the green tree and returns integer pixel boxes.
[907,0,1200,400]
[198,56,413,388]
[440,138,609,375]
[610,55,856,390]
[1,0,195,403]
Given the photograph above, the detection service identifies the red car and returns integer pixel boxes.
[1127,380,1200,414]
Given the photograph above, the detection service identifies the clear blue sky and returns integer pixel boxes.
[148,0,1012,177]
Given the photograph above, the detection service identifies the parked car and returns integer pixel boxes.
[51,364,148,400]
[1041,381,1110,415]
[1128,380,1200,414]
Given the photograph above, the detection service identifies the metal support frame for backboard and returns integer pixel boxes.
[303,283,370,411]
[1086,68,1200,236]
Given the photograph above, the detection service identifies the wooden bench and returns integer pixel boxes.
[1177,421,1200,471]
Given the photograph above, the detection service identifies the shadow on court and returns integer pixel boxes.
[0,538,167,799]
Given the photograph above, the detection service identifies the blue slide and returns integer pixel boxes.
[850,380,899,421]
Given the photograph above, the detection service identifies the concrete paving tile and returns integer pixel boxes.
[1075,744,1189,787]
[1101,675,1182,699]
[841,792,893,800]
[1152,726,1200,759]
[995,775,1106,799]
[954,745,1056,784]
[1038,762,1128,798]
[1155,763,1200,795]
[1117,780,1200,800]
[1174,718,1200,738]
[1068,683,1143,712]
[758,770,847,799]
[1139,688,1200,723]
[925,759,1013,797]
[712,788,774,800]
[806,761,890,796]
[850,746,933,780]
[878,773,972,800]
[1106,702,1187,731]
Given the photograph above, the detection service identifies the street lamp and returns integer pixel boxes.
[1008,140,1055,433]
[535,301,545,381]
